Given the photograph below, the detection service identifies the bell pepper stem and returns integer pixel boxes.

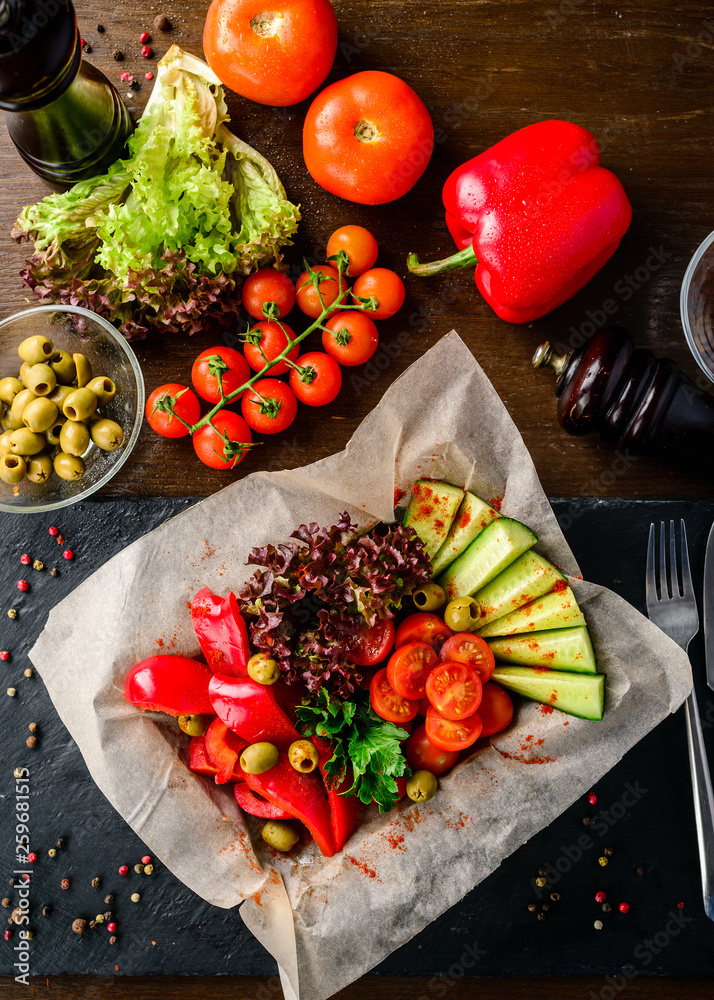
[407,244,478,277]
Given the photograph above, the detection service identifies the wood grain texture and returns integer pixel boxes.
[2,0,714,498]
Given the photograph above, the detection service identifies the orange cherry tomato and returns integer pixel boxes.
[425,705,482,752]
[322,311,379,366]
[426,661,482,721]
[352,268,405,320]
[243,321,300,376]
[326,225,378,276]
[296,264,348,318]
[241,268,296,320]
[440,633,495,684]
[478,683,514,737]
[395,612,452,652]
[369,667,419,725]
[386,641,437,700]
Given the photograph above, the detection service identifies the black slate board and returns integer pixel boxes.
[1,497,714,980]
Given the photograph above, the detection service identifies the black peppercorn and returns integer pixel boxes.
[97,24,105,32]
[113,50,124,62]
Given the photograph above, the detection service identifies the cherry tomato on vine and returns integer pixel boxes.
[241,267,296,320]
[395,613,452,651]
[405,724,459,775]
[241,377,298,434]
[289,352,342,406]
[352,268,405,320]
[192,410,253,470]
[426,660,482,721]
[369,667,419,725]
[322,311,379,366]
[425,704,482,752]
[478,683,514,737]
[326,225,378,276]
[296,265,348,318]
[191,347,251,405]
[439,633,495,684]
[243,321,300,376]
[145,383,201,439]
[203,0,338,107]
[386,641,437,700]
[346,618,395,666]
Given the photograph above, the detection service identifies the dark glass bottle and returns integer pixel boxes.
[533,326,714,468]
[0,0,133,186]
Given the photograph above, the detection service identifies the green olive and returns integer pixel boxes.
[19,361,33,387]
[0,400,4,420]
[287,739,319,773]
[9,427,46,456]
[406,770,438,803]
[261,820,299,853]
[443,597,480,633]
[1,411,24,432]
[10,388,38,422]
[48,382,75,408]
[412,582,447,612]
[26,452,53,484]
[49,349,76,384]
[18,334,53,365]
[0,430,13,455]
[0,453,26,484]
[0,376,22,405]
[177,714,212,737]
[59,419,90,457]
[73,353,92,388]
[53,451,85,481]
[24,363,56,397]
[22,397,58,434]
[63,387,98,422]
[90,418,124,451]
[86,375,117,406]
[44,418,66,447]
[239,742,279,775]
[246,652,280,685]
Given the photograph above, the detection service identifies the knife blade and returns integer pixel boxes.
[705,522,714,693]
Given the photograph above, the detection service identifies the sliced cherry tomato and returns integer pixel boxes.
[326,225,378,277]
[296,265,348,318]
[369,667,419,724]
[145,383,201,438]
[191,347,251,405]
[425,704,483,752]
[478,682,514,737]
[241,267,296,320]
[386,641,437,700]
[395,612,452,651]
[243,321,300,376]
[289,352,342,406]
[322,311,379,367]
[426,660,482,720]
[439,632,495,683]
[123,654,214,716]
[192,410,253,470]
[241,377,298,434]
[352,268,405,319]
[405,723,459,775]
[346,618,395,666]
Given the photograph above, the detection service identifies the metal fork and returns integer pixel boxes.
[646,520,714,921]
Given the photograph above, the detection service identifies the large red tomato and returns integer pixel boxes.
[203,0,338,107]
[303,70,434,205]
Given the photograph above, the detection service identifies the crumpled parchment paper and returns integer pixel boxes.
[30,331,692,1000]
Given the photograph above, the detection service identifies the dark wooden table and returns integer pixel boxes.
[1,0,713,997]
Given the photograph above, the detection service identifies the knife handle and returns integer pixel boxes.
[685,686,714,921]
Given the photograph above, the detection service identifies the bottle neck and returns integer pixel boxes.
[0,0,80,111]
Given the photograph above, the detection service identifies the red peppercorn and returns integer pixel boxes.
[3,929,12,940]
[80,37,85,46]
[145,71,153,80]
[141,45,152,58]
[595,891,606,903]
[139,31,150,43]
[587,791,597,805]
[17,580,29,591]
[118,865,129,876]
[20,554,31,565]
[141,855,152,865]
[49,526,58,536]
[63,550,73,560]
[27,852,37,863]
[61,878,70,889]
[107,921,116,933]
[677,901,685,908]
[0,651,8,661]
[618,902,630,914]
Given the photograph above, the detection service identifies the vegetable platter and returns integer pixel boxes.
[28,333,691,1000]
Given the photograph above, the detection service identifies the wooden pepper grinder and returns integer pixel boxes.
[0,0,132,185]
[532,326,714,468]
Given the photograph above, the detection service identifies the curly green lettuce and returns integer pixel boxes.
[12,46,300,340]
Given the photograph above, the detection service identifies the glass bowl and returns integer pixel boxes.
[0,305,144,513]
[680,230,714,384]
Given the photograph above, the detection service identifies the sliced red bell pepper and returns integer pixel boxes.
[188,734,245,782]
[313,735,359,854]
[243,754,335,857]
[204,718,248,784]
[209,674,300,749]
[123,654,214,716]
[191,588,251,677]
[234,783,293,820]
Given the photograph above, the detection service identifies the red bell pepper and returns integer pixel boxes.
[188,733,244,782]
[407,120,632,324]
[209,674,300,749]
[313,735,359,854]
[204,718,248,784]
[234,783,293,820]
[123,654,214,716]
[243,754,335,857]
[191,588,251,677]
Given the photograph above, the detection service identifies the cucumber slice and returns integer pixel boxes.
[486,626,597,673]
[472,551,565,628]
[430,492,500,577]
[478,585,585,638]
[403,480,465,560]
[491,666,605,721]
[437,517,538,599]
